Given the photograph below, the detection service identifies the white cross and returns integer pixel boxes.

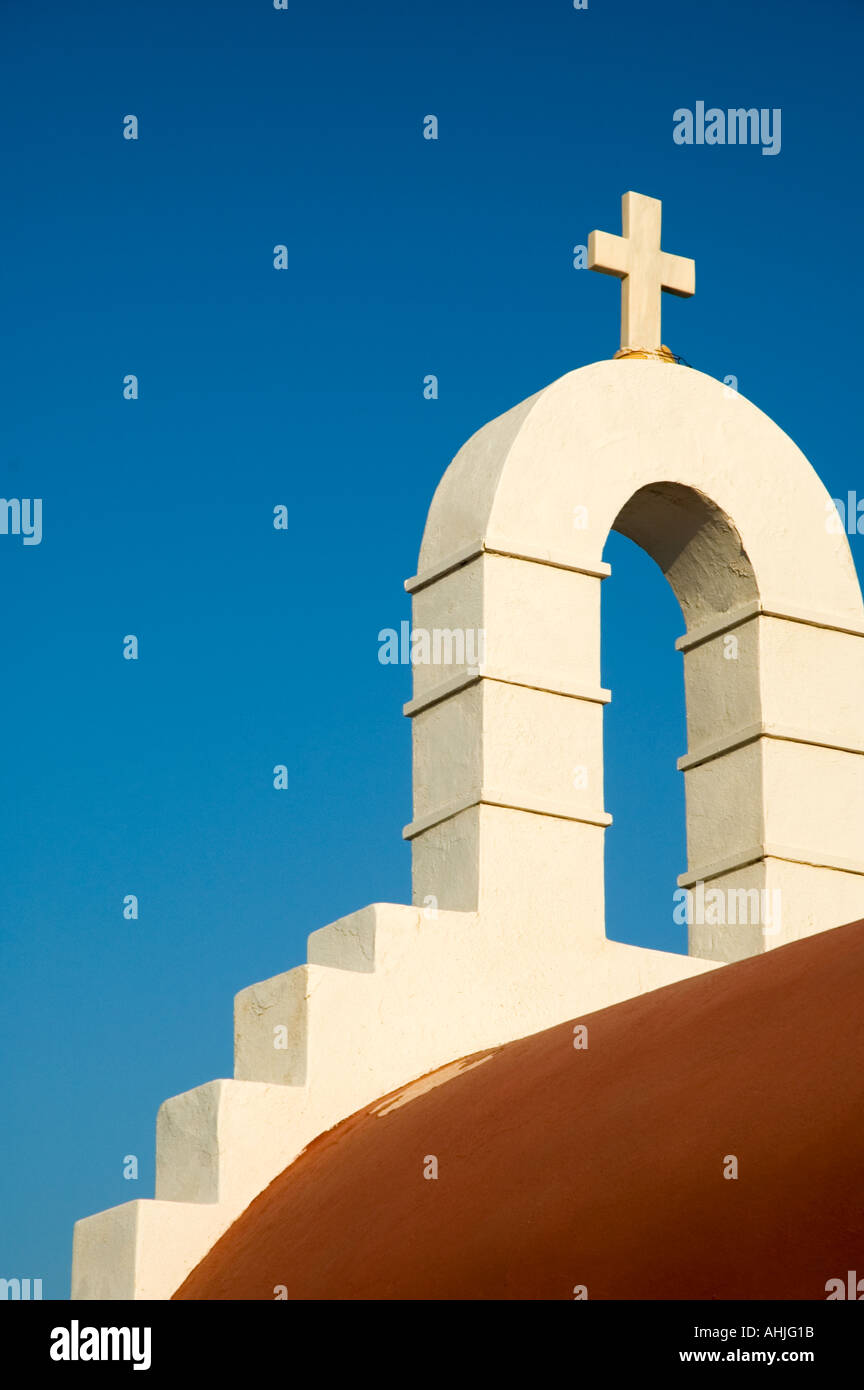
[588,192,695,353]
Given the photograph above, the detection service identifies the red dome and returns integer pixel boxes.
[176,919,864,1300]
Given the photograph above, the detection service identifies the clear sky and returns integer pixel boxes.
[1,0,862,1298]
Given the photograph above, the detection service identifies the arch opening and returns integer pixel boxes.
[602,483,759,953]
[601,530,688,952]
[611,481,758,630]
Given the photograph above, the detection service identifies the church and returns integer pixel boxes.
[71,193,864,1301]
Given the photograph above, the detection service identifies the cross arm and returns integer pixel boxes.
[660,251,695,298]
[588,229,630,279]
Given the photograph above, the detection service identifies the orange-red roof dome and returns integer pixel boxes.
[176,920,864,1300]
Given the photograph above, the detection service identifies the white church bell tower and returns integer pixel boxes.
[71,192,864,1301]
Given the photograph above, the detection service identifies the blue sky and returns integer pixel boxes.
[1,0,862,1297]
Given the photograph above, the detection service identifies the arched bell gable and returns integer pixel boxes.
[407,361,864,961]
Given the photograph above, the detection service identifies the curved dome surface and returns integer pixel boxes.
[175,918,864,1301]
